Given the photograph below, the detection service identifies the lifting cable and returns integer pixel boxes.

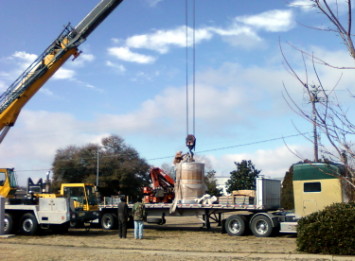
[185,0,197,156]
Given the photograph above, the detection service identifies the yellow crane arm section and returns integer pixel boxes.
[0,0,124,143]
[0,40,78,130]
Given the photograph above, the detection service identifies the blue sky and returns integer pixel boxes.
[0,0,354,186]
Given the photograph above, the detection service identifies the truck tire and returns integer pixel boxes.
[101,213,117,230]
[250,215,273,237]
[225,215,247,236]
[20,213,38,235]
[4,213,15,234]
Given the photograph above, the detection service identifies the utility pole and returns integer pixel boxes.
[96,150,100,187]
[310,85,320,162]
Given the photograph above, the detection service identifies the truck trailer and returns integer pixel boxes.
[97,162,348,237]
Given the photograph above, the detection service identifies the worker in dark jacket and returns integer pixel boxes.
[117,195,129,238]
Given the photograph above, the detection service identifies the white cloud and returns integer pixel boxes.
[106,60,126,73]
[145,0,164,7]
[281,45,355,102]
[289,0,349,14]
[131,70,160,82]
[0,51,38,82]
[1,51,76,81]
[126,26,213,54]
[236,9,295,32]
[0,110,99,185]
[94,62,293,136]
[107,46,156,64]
[0,56,334,186]
[0,80,7,92]
[12,51,37,68]
[39,88,54,96]
[52,67,76,80]
[71,53,95,67]
[207,144,313,178]
[288,0,315,12]
[96,87,183,134]
[108,9,294,63]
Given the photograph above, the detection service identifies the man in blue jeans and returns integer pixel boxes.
[132,199,145,239]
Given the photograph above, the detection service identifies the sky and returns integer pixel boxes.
[0,0,354,186]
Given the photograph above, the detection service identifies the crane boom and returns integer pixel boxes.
[0,0,124,143]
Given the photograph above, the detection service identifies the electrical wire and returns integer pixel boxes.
[15,132,309,172]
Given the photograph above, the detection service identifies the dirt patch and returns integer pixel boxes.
[0,216,352,260]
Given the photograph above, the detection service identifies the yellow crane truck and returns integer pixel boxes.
[0,0,124,235]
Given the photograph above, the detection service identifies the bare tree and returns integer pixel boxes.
[282,0,354,199]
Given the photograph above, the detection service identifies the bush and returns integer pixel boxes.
[297,202,355,255]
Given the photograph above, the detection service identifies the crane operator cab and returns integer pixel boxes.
[0,168,17,198]
[61,184,100,227]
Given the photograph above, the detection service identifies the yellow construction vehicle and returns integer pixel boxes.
[0,0,125,235]
[28,181,100,227]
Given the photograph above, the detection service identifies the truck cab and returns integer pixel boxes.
[60,183,100,226]
[292,162,345,217]
[0,168,17,198]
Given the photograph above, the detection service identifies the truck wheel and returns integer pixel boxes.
[4,213,14,234]
[250,215,273,237]
[101,213,117,230]
[20,213,38,235]
[225,215,247,236]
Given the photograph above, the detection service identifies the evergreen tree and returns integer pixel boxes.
[204,170,223,197]
[226,160,260,193]
[280,167,294,210]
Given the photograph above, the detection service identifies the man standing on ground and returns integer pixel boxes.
[132,198,145,239]
[117,195,128,238]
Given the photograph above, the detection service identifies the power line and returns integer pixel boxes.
[14,132,309,172]
[197,132,308,154]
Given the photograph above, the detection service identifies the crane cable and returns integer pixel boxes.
[185,0,197,156]
[192,0,196,136]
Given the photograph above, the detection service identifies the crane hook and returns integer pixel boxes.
[186,134,196,158]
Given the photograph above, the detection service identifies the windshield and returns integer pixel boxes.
[8,169,17,187]
[0,169,17,187]
[85,185,98,206]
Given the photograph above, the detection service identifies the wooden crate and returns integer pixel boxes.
[218,195,254,205]
[232,190,256,198]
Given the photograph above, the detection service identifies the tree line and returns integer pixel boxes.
[51,135,150,200]
[50,135,262,200]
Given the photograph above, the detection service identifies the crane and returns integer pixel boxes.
[143,168,175,203]
[0,0,124,198]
